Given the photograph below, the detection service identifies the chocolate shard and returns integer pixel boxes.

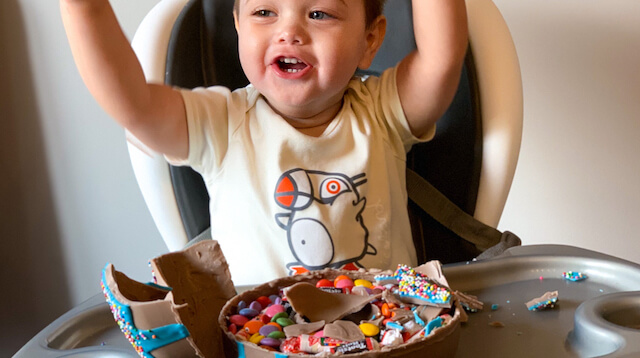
[283,320,326,338]
[284,282,381,323]
[324,320,365,342]
[150,240,236,358]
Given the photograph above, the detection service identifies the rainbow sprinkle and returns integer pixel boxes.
[563,271,587,282]
[394,265,451,305]
[101,265,190,358]
[526,291,559,311]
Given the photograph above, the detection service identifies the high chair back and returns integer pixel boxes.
[128,0,522,263]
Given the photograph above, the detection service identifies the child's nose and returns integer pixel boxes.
[276,19,307,45]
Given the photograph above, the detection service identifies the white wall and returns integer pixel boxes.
[494,0,640,263]
[1,0,639,355]
[0,0,165,355]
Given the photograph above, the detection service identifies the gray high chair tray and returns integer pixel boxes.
[15,245,640,358]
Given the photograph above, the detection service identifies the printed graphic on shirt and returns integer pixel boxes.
[274,169,377,275]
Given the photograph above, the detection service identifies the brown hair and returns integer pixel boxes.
[233,0,387,28]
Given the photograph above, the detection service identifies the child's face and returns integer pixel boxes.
[234,0,384,122]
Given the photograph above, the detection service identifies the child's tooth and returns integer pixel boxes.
[282,58,299,64]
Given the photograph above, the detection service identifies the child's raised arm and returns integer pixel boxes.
[60,0,188,159]
[396,0,468,138]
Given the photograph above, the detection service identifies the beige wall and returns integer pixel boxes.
[1,0,639,355]
[495,0,640,263]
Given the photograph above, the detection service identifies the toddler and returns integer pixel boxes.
[61,0,468,286]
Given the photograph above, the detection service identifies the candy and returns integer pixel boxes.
[280,337,301,353]
[350,286,371,296]
[226,262,457,355]
[316,279,334,288]
[264,303,285,318]
[259,337,281,348]
[229,314,249,327]
[270,312,288,322]
[259,324,280,337]
[259,314,271,324]
[249,301,263,311]
[354,279,373,288]
[256,296,272,308]
[243,320,264,335]
[335,278,355,290]
[267,331,286,339]
[299,335,338,354]
[249,333,265,344]
[318,286,343,294]
[381,329,404,347]
[359,322,380,337]
[239,308,259,318]
[334,338,380,354]
[333,275,351,286]
[381,303,392,318]
[275,317,295,327]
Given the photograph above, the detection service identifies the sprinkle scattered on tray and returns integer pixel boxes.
[563,271,587,282]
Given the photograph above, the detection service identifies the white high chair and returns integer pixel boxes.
[127,0,523,263]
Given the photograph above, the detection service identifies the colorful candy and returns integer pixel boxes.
[226,265,457,355]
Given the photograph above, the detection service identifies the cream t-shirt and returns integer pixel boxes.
[171,67,434,286]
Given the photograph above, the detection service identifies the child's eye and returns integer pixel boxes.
[253,9,275,17]
[309,11,332,20]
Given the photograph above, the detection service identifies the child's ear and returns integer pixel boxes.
[358,15,387,70]
[233,10,240,32]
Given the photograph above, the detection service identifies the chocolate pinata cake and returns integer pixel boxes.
[219,264,466,357]
[102,241,466,358]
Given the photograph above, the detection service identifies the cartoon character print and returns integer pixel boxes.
[274,169,377,274]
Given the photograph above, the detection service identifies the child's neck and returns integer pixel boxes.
[272,98,344,138]
[290,117,334,137]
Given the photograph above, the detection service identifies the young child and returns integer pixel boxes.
[61,0,468,286]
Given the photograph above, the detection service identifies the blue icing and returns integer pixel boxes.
[274,353,289,358]
[146,282,173,291]
[425,316,443,336]
[101,264,190,357]
[413,310,426,326]
[236,341,246,358]
[397,292,451,305]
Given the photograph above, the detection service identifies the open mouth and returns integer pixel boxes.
[276,57,309,73]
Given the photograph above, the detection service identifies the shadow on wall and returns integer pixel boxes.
[0,0,71,355]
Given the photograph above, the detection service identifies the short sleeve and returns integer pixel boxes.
[164,86,234,178]
[361,67,435,153]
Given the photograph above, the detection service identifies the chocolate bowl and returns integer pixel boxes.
[218,268,464,358]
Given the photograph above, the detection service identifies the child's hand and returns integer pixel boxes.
[61,0,189,159]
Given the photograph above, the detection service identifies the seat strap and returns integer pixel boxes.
[405,168,502,252]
